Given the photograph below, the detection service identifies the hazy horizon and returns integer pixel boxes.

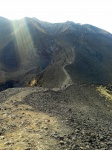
[0,0,112,33]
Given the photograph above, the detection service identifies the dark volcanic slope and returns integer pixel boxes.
[0,17,112,86]
[0,17,112,150]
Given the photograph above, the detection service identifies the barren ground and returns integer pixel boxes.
[0,84,112,150]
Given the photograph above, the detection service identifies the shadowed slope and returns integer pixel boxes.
[0,17,112,87]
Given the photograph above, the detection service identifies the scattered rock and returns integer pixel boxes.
[59,141,65,145]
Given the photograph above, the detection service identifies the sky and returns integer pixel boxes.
[0,0,112,33]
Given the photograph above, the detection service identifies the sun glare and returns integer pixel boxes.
[11,19,36,68]
[0,0,112,32]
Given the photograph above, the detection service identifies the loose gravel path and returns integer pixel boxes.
[0,85,112,150]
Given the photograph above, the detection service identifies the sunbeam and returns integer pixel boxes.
[11,18,37,70]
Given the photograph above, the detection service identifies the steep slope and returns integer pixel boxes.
[0,17,53,83]
[65,32,112,85]
[0,17,112,150]
[0,17,112,89]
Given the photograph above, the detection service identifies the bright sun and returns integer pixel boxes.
[0,0,112,33]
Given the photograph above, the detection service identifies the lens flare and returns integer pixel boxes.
[11,18,37,70]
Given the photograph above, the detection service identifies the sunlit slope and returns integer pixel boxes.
[0,17,53,82]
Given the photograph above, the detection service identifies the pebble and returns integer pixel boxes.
[59,141,65,145]
[0,136,5,140]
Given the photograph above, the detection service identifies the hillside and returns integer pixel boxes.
[0,17,112,150]
[0,17,112,89]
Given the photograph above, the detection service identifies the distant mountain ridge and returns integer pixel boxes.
[0,17,112,89]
